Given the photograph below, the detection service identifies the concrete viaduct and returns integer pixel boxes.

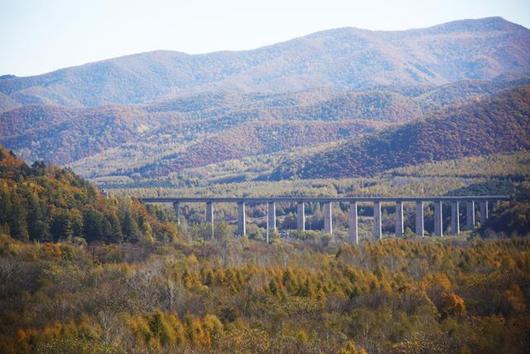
[138,196,509,243]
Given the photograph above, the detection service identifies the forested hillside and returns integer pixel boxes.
[0,146,178,244]
[61,76,530,183]
[270,86,530,179]
[127,120,385,178]
[3,76,526,168]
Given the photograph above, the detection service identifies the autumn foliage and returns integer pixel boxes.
[0,235,529,353]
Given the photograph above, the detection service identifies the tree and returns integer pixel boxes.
[122,211,141,242]
[440,292,466,318]
[103,213,123,243]
[50,211,73,241]
[26,192,50,241]
[82,208,105,242]
[6,193,28,241]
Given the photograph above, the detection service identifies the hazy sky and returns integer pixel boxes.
[1,0,529,76]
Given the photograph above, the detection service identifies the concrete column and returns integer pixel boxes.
[480,201,489,225]
[373,201,382,240]
[465,201,475,230]
[395,201,404,237]
[173,202,180,225]
[237,202,247,236]
[324,202,333,234]
[297,202,305,231]
[267,202,276,243]
[415,201,424,237]
[206,202,214,239]
[349,201,359,244]
[434,201,443,237]
[237,202,246,237]
[450,201,460,235]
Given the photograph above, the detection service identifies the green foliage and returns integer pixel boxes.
[0,146,180,245]
[481,182,530,237]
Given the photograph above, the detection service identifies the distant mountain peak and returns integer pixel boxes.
[421,16,526,34]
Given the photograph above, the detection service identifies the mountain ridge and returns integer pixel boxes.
[2,75,525,168]
[1,16,522,78]
[269,86,530,180]
[1,17,529,107]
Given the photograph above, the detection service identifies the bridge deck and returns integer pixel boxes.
[138,195,509,204]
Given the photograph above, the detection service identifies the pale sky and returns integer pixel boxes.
[1,0,529,76]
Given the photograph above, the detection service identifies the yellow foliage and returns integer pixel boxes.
[441,292,466,317]
[502,284,527,314]
[338,340,367,354]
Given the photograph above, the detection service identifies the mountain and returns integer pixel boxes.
[269,86,530,179]
[0,92,20,113]
[1,17,529,185]
[1,17,529,107]
[2,76,528,168]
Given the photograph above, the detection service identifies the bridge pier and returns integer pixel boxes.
[206,202,214,239]
[480,201,489,225]
[373,201,382,240]
[238,202,246,237]
[139,196,507,243]
[450,201,460,235]
[173,202,180,225]
[267,202,276,243]
[465,201,475,230]
[395,201,404,237]
[416,201,424,237]
[297,202,305,231]
[434,201,443,236]
[349,201,358,244]
[324,202,333,234]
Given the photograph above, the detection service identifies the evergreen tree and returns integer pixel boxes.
[122,211,140,242]
[50,211,73,241]
[82,208,105,242]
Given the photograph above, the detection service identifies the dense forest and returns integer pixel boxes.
[1,233,529,354]
[1,146,530,353]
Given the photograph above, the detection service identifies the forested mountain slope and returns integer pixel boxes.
[270,86,530,179]
[122,119,385,178]
[3,76,527,167]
